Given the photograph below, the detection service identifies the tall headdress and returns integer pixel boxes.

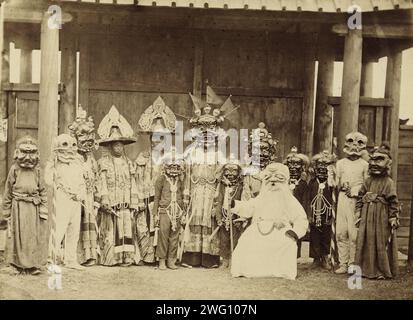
[68,105,96,152]
[188,85,237,130]
[138,96,177,134]
[97,105,136,146]
[248,122,278,168]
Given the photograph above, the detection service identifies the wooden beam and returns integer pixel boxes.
[337,29,362,158]
[301,38,316,156]
[204,87,304,98]
[314,33,335,153]
[2,82,64,92]
[332,24,413,39]
[4,7,73,24]
[38,12,59,169]
[327,96,392,107]
[59,30,77,134]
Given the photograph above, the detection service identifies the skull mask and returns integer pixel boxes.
[14,136,39,169]
[284,147,309,182]
[343,132,367,157]
[311,150,337,183]
[53,134,78,163]
[369,144,392,176]
[222,163,242,186]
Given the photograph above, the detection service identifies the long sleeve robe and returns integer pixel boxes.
[230,187,308,279]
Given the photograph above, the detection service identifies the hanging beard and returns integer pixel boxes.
[15,143,39,169]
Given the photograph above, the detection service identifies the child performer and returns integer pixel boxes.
[308,151,337,270]
[2,137,48,275]
[335,132,369,274]
[153,150,186,270]
[354,143,399,279]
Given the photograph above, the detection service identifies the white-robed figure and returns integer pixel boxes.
[231,163,308,280]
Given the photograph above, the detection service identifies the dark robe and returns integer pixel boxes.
[292,179,309,258]
[355,175,399,279]
[213,181,244,260]
[307,178,335,260]
[2,164,49,270]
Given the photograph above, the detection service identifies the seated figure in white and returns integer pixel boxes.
[231,163,308,280]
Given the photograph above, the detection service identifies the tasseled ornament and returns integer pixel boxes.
[310,180,332,227]
[165,176,183,232]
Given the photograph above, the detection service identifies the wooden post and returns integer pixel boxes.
[38,12,59,169]
[301,37,316,156]
[385,51,402,180]
[78,34,89,110]
[193,33,203,98]
[0,2,7,195]
[59,30,77,134]
[314,33,335,154]
[337,29,362,158]
[0,2,6,252]
[360,62,373,97]
[409,185,413,269]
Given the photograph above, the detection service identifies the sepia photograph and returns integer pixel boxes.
[0,0,413,305]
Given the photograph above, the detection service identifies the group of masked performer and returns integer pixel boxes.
[0,89,401,281]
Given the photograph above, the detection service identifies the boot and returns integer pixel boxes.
[310,258,321,269]
[220,258,230,269]
[321,256,332,271]
[334,264,348,274]
[167,258,178,270]
[159,259,167,270]
[83,259,97,267]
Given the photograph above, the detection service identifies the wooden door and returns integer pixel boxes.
[7,91,39,170]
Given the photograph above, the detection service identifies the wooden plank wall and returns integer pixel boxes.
[397,125,413,252]
[83,29,307,161]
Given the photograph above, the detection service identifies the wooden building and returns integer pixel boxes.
[0,0,412,261]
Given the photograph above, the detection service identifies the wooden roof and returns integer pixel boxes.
[61,0,413,12]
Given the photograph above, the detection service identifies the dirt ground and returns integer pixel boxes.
[1,257,413,300]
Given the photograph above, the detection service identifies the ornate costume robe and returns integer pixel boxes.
[97,156,140,265]
[135,151,160,263]
[78,154,99,264]
[182,147,222,267]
